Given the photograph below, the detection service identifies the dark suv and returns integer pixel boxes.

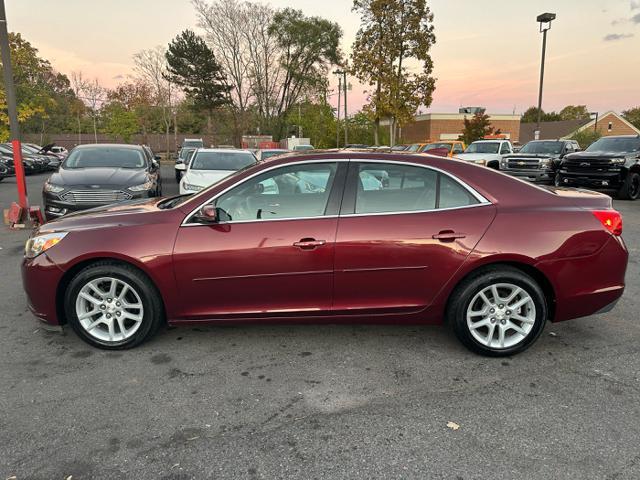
[557,135,640,200]
[499,140,580,184]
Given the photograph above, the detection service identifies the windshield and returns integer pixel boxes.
[423,143,452,151]
[464,142,500,154]
[261,150,287,160]
[190,151,256,171]
[520,141,563,155]
[179,148,196,161]
[586,137,640,153]
[183,140,203,148]
[63,147,146,169]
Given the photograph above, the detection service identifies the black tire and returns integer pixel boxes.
[447,266,547,357]
[64,261,164,349]
[175,171,181,183]
[617,172,640,201]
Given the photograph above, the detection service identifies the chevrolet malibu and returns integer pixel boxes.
[22,152,628,356]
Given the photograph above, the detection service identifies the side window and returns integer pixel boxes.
[214,162,338,222]
[453,144,464,154]
[355,163,437,214]
[500,143,511,154]
[439,174,479,209]
[351,162,480,215]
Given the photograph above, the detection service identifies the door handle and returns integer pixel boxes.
[293,238,326,249]
[432,230,466,242]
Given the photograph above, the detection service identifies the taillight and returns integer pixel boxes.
[592,210,623,236]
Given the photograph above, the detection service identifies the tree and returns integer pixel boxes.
[570,129,601,149]
[351,0,436,146]
[622,107,640,130]
[559,105,590,121]
[82,78,105,143]
[133,46,176,153]
[268,9,342,138]
[459,111,493,145]
[102,104,138,142]
[165,30,230,141]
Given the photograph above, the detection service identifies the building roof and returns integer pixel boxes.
[519,119,590,144]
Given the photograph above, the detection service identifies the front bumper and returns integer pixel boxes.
[503,169,554,183]
[558,169,624,190]
[21,253,65,325]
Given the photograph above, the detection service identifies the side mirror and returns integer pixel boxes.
[154,155,162,161]
[175,163,186,171]
[152,160,160,170]
[195,205,217,223]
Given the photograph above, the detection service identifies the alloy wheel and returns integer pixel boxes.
[466,282,536,349]
[75,277,144,343]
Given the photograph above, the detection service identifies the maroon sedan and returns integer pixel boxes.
[21,152,628,356]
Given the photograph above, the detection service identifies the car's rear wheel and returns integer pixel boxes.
[64,262,163,349]
[448,266,547,356]
[617,172,640,201]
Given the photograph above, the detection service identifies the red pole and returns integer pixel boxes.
[12,139,28,209]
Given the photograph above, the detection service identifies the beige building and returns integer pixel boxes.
[400,113,521,144]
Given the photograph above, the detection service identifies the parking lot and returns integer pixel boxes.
[1,166,639,479]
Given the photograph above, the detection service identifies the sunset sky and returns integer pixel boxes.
[5,0,640,115]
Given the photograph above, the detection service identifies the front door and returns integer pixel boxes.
[333,161,496,314]
[173,161,346,320]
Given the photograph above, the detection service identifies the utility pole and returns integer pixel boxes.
[535,12,556,140]
[0,0,28,212]
[336,76,342,148]
[343,71,348,146]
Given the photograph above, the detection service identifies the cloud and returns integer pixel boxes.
[631,0,640,10]
[603,33,634,41]
[632,12,640,23]
[112,74,124,80]
[611,18,626,25]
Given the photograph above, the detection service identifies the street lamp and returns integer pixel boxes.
[535,12,556,139]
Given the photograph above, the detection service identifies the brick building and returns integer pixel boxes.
[518,111,640,144]
[399,113,521,144]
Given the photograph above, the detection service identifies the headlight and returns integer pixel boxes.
[183,183,204,192]
[129,180,153,191]
[539,158,551,167]
[44,182,64,193]
[612,158,626,165]
[25,232,68,259]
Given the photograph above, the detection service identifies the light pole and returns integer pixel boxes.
[590,112,599,132]
[535,12,556,140]
[0,0,29,214]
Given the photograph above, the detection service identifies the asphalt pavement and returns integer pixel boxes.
[1,166,639,479]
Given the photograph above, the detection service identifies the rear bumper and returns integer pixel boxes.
[537,236,628,322]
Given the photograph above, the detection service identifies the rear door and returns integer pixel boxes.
[333,160,496,314]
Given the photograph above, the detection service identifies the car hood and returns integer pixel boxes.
[40,197,166,233]
[49,167,148,187]
[456,153,501,162]
[184,169,235,187]
[565,151,627,160]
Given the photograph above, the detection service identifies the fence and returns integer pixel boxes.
[22,133,234,153]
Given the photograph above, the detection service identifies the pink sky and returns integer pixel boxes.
[6,0,640,115]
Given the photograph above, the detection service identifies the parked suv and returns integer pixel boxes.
[557,135,640,200]
[500,140,580,184]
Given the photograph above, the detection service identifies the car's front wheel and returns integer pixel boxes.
[447,266,547,356]
[64,262,164,349]
[617,172,640,201]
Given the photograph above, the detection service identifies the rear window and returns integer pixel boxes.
[190,151,256,171]
[63,147,146,169]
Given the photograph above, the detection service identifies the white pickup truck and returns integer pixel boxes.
[455,139,513,169]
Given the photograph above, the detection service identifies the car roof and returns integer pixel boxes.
[73,143,144,150]
[195,148,253,153]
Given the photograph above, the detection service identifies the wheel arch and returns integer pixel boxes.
[443,259,557,322]
[55,256,167,326]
